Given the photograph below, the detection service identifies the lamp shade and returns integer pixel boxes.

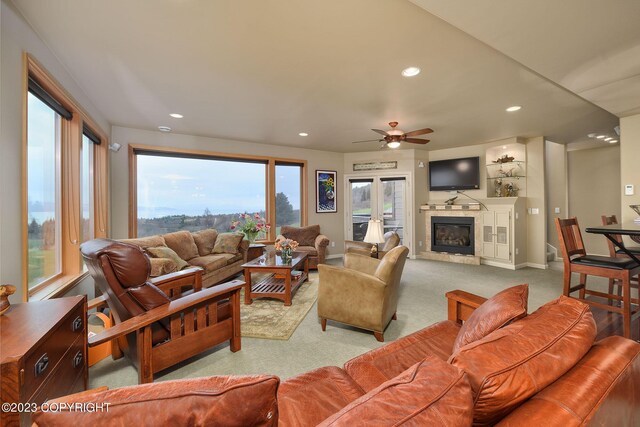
[363,219,385,244]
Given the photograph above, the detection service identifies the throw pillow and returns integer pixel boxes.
[451,283,528,354]
[449,295,596,425]
[192,229,219,256]
[319,356,473,426]
[148,257,178,277]
[212,232,244,254]
[32,375,279,426]
[163,230,199,261]
[145,246,189,271]
[281,225,320,247]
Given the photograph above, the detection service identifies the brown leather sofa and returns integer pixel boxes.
[33,286,640,426]
[276,224,330,269]
[343,231,400,258]
[318,246,409,342]
[121,229,249,287]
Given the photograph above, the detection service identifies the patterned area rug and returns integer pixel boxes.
[240,273,318,340]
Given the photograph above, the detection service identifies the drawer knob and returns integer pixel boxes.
[35,353,49,377]
[72,316,83,332]
[73,351,83,368]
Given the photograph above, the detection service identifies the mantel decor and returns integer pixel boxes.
[316,170,337,213]
[353,161,397,171]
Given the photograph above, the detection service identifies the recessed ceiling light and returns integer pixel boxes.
[387,141,401,149]
[610,139,618,143]
[169,113,183,119]
[604,137,612,141]
[158,126,172,132]
[506,105,522,112]
[401,67,421,77]
[596,135,606,139]
[587,133,597,138]
[502,146,507,149]
[298,132,309,137]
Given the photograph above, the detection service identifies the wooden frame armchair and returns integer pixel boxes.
[81,239,243,383]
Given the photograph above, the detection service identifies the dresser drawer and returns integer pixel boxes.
[30,336,86,405]
[23,305,85,399]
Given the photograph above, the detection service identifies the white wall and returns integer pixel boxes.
[620,113,640,223]
[110,126,345,254]
[567,145,621,255]
[0,0,109,303]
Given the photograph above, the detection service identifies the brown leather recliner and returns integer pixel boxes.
[317,245,409,342]
[81,238,244,383]
[344,231,400,258]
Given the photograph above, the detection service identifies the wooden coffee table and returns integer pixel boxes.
[242,252,309,306]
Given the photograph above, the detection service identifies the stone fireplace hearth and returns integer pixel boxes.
[419,204,482,265]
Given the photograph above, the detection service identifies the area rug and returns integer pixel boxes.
[240,272,318,340]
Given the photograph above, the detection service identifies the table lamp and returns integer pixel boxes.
[364,219,385,256]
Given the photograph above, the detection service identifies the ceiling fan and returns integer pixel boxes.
[352,122,433,149]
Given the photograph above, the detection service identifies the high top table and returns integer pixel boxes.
[585,223,640,263]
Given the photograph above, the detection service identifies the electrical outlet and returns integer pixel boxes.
[419,241,423,247]
[331,241,335,248]
[554,207,561,214]
[515,212,519,220]
[515,248,519,255]
[625,184,634,196]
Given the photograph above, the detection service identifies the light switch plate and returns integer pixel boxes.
[625,184,634,196]
[554,207,561,214]
[532,208,540,215]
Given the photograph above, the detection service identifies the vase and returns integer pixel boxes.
[244,231,259,243]
[280,247,292,264]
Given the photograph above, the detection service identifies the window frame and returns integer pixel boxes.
[22,53,109,301]
[129,145,307,241]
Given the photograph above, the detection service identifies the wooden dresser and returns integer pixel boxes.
[1,296,87,426]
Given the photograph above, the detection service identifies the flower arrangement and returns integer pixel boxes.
[275,238,298,263]
[230,213,270,242]
[274,238,299,252]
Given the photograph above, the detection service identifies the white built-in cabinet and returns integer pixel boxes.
[481,209,511,261]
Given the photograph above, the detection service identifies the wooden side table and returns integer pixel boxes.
[247,243,266,262]
[1,296,87,426]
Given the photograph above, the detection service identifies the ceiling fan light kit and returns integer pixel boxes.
[352,121,433,149]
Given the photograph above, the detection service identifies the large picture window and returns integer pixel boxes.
[131,147,306,241]
[23,54,109,299]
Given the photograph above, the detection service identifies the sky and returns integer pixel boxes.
[137,154,302,218]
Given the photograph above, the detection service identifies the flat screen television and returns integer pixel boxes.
[429,156,480,191]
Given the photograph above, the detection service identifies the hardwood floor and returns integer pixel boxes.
[589,297,640,342]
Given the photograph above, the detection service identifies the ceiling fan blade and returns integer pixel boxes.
[351,139,382,144]
[404,128,434,137]
[404,138,430,144]
[372,129,389,136]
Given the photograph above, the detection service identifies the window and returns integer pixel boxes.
[275,163,303,235]
[27,92,62,288]
[23,55,109,299]
[131,147,307,241]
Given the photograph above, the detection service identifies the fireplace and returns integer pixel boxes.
[431,217,475,255]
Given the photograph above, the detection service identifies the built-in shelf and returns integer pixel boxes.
[485,144,527,198]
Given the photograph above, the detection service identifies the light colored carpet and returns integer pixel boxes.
[240,273,318,340]
[89,258,607,389]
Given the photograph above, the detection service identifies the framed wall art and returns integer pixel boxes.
[316,170,337,213]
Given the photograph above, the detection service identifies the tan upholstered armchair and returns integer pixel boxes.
[344,231,401,258]
[276,224,329,269]
[317,245,409,341]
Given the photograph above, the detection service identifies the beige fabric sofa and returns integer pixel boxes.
[121,229,248,288]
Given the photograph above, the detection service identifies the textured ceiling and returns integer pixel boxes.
[12,0,621,152]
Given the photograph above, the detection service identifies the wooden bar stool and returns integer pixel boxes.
[601,215,640,304]
[555,217,640,338]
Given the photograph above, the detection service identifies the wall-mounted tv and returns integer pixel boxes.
[429,156,480,191]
